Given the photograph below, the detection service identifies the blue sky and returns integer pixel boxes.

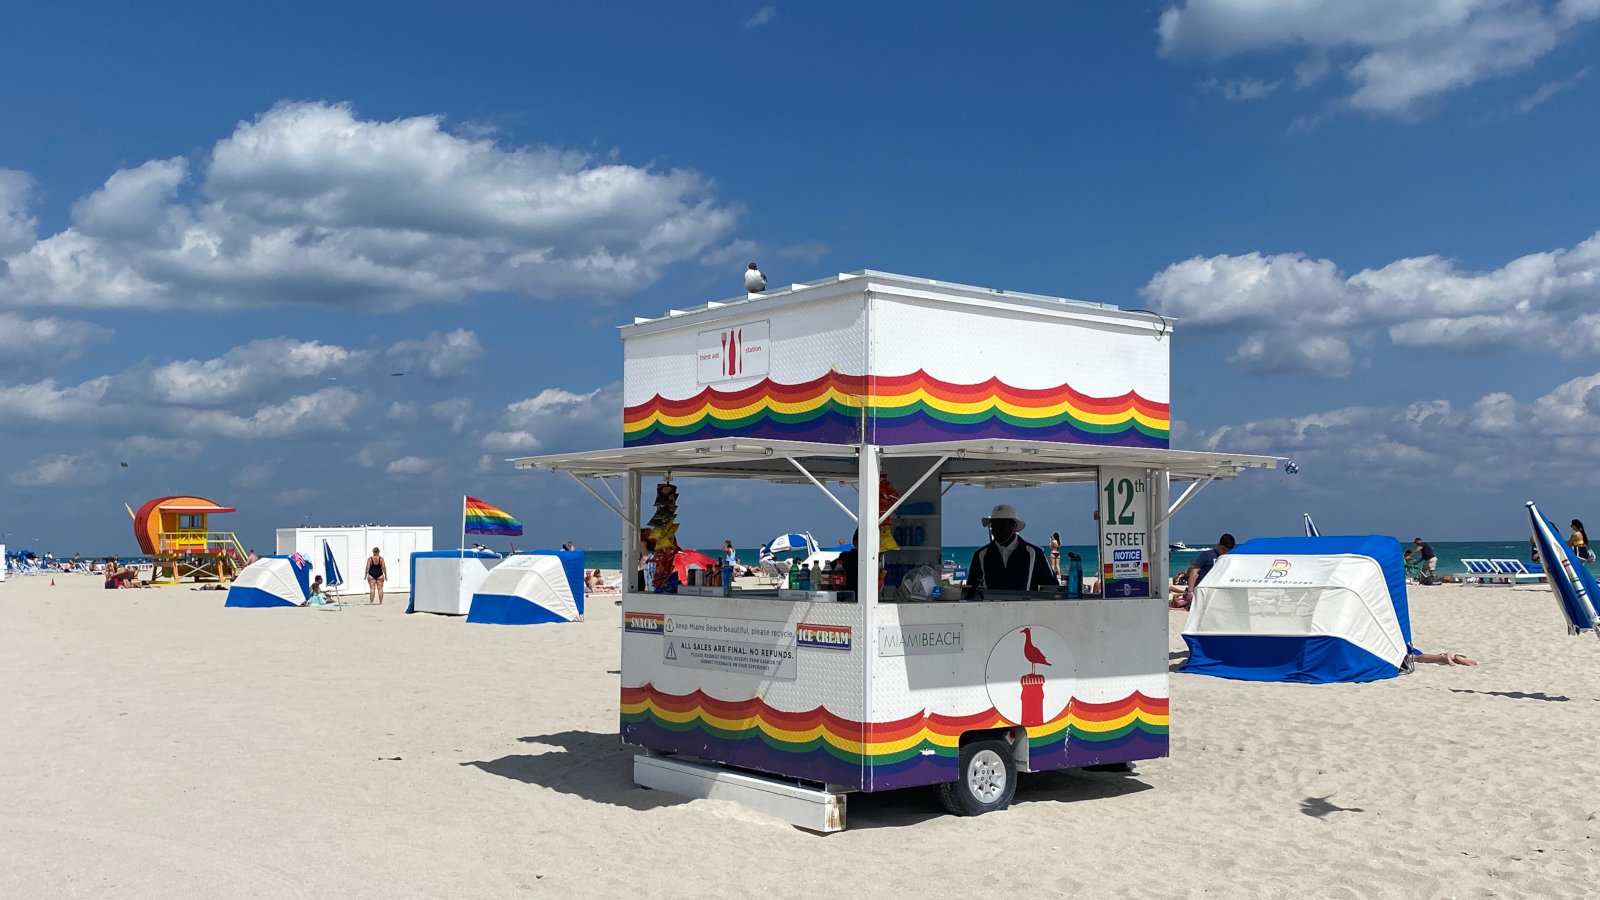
[3,1,1599,555]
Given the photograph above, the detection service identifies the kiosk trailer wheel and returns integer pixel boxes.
[938,737,1018,816]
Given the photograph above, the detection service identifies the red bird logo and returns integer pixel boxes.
[1020,626,1051,674]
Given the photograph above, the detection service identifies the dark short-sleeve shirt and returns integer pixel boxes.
[1191,549,1220,585]
[1417,543,1435,560]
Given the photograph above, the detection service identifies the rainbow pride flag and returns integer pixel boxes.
[464,495,523,536]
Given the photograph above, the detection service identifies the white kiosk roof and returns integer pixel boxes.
[511,438,1278,487]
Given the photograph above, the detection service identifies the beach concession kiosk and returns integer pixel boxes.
[513,271,1276,830]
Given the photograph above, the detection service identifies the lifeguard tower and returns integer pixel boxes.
[130,496,248,583]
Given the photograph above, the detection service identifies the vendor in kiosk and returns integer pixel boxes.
[962,504,1057,599]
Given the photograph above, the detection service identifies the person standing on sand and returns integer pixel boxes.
[1568,519,1594,563]
[1175,533,1235,608]
[365,548,387,605]
[1411,538,1437,583]
[1048,532,1062,584]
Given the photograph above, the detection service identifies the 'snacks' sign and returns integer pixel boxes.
[697,320,769,384]
[624,612,664,634]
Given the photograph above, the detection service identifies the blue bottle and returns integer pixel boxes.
[1066,553,1083,599]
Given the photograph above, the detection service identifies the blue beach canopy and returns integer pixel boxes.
[1182,535,1411,684]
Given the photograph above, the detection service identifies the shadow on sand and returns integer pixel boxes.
[1300,795,1364,818]
[463,730,686,812]
[1449,688,1570,702]
[466,730,1154,830]
[843,768,1154,831]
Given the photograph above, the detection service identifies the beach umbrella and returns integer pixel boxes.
[1303,513,1320,537]
[1526,501,1600,637]
[322,539,343,589]
[767,533,811,555]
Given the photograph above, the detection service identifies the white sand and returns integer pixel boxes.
[2,575,1596,898]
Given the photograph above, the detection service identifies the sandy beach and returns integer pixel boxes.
[2,575,1595,898]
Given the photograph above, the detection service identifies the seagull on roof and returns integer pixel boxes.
[744,261,766,293]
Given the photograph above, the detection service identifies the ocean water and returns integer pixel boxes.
[570,540,1559,576]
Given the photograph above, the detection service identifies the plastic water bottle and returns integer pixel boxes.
[1067,554,1083,599]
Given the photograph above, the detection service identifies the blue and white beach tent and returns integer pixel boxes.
[1182,536,1412,684]
[225,555,313,608]
[465,551,584,625]
[408,549,500,615]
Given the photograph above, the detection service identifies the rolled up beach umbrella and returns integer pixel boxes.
[1526,500,1600,637]
[322,540,343,589]
[1303,513,1320,537]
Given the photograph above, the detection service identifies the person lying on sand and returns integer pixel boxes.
[1410,648,1478,667]
[103,559,145,589]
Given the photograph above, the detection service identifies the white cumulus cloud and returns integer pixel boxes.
[182,387,363,438]
[144,337,369,405]
[481,430,540,452]
[1143,230,1600,376]
[745,5,777,29]
[388,329,483,378]
[11,452,111,487]
[1158,0,1600,117]
[0,101,737,312]
[385,455,438,476]
[0,312,113,364]
[430,398,473,434]
[0,377,113,422]
[0,169,39,255]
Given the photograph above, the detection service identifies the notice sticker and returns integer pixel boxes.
[663,636,797,680]
[662,614,797,680]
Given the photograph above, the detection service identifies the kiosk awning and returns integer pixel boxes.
[510,438,1279,486]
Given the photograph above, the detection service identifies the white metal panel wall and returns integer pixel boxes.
[866,294,1169,404]
[621,593,866,721]
[276,527,432,594]
[413,555,497,614]
[622,291,868,407]
[871,599,1169,722]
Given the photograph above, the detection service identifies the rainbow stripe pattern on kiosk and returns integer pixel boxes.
[620,684,1169,790]
[621,371,1169,448]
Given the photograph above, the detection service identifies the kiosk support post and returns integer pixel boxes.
[856,444,880,791]
[1151,471,1171,599]
[622,472,641,590]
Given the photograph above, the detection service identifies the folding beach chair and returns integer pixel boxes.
[757,557,789,586]
[1491,559,1546,585]
[1460,558,1509,585]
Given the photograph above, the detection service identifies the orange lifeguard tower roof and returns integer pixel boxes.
[132,495,236,555]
